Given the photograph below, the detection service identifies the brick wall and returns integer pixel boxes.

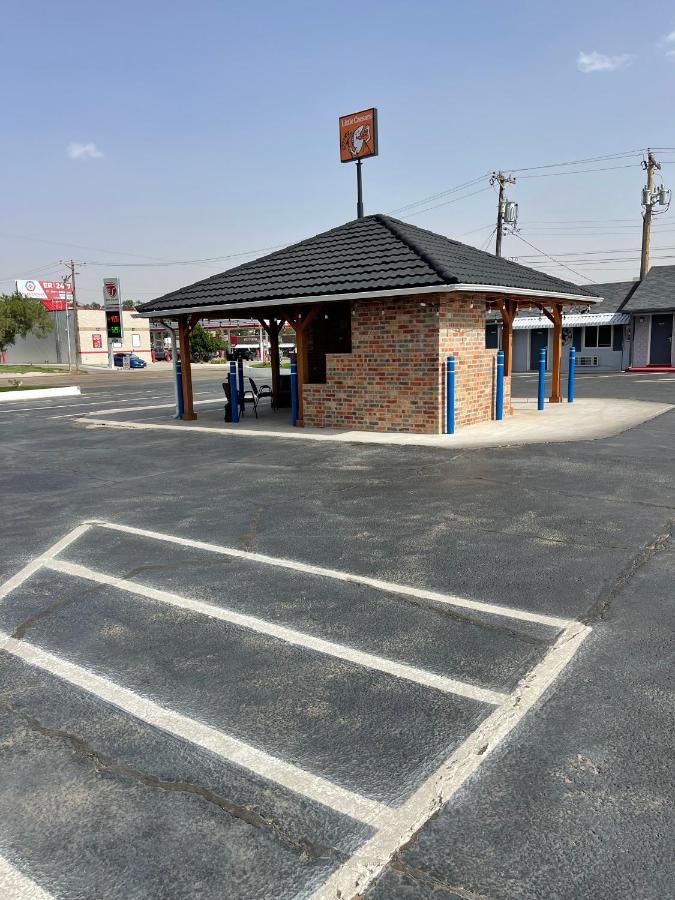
[302,292,507,434]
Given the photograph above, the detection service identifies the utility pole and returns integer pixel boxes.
[63,260,82,371]
[640,151,661,280]
[490,171,516,257]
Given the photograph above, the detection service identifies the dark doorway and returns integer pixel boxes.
[529,329,549,370]
[649,314,673,366]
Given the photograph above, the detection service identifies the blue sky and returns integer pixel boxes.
[2,0,674,303]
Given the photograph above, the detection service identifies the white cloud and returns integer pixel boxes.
[659,28,675,57]
[577,50,635,73]
[67,142,104,160]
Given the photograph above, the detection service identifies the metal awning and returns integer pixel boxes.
[489,312,630,330]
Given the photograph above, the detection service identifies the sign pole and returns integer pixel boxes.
[356,159,364,219]
[339,107,377,220]
[65,303,73,371]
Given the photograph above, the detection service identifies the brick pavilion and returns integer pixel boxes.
[137,215,600,434]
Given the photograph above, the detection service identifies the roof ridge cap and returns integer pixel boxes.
[373,214,458,284]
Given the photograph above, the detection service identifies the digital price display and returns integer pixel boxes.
[106,310,123,340]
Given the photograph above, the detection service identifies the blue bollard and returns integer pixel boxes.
[568,346,576,403]
[175,358,184,419]
[229,361,239,423]
[495,350,504,420]
[237,356,245,401]
[446,356,455,434]
[537,348,546,410]
[290,359,298,426]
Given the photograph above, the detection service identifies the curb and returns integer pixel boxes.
[0,386,81,403]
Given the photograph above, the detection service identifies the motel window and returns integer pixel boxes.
[584,325,613,349]
[132,333,141,348]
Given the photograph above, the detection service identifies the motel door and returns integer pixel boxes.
[650,314,673,366]
[529,329,548,370]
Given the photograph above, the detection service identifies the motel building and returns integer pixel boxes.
[137,215,600,433]
[485,281,632,373]
[485,265,675,374]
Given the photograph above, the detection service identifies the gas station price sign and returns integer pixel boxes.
[105,310,122,340]
[103,277,124,342]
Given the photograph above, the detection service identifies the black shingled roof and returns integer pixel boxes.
[586,280,638,314]
[622,265,675,313]
[137,214,599,315]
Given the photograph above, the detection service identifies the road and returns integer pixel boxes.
[0,368,673,899]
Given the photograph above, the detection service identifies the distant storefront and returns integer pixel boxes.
[3,307,151,367]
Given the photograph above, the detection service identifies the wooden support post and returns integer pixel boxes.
[549,303,563,403]
[285,305,321,426]
[177,315,197,420]
[259,318,282,403]
[496,298,516,376]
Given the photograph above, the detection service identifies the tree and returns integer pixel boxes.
[189,324,226,361]
[122,300,136,310]
[90,302,102,309]
[0,293,53,355]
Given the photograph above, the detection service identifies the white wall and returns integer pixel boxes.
[3,310,75,365]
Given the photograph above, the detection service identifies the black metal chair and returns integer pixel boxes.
[242,377,272,418]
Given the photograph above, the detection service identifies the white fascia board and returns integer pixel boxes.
[136,283,599,319]
[448,284,601,303]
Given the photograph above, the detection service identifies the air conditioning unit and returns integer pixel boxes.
[577,356,598,367]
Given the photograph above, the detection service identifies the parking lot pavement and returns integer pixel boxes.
[0,374,673,899]
[0,518,589,898]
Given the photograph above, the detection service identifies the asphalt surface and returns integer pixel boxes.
[0,368,673,899]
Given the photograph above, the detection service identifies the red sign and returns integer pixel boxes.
[15,279,73,311]
[92,333,103,349]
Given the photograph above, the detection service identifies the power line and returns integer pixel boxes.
[398,186,493,219]
[507,232,594,283]
[0,260,63,285]
[80,243,289,268]
[509,149,645,174]
[518,164,638,179]
[389,174,488,215]
[512,244,675,258]
[0,231,174,263]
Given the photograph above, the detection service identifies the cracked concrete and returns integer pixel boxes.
[7,703,340,863]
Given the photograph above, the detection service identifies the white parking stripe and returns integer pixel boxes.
[0,630,386,824]
[87,520,572,629]
[0,854,54,899]
[311,620,592,899]
[0,525,92,602]
[85,398,223,416]
[45,559,506,705]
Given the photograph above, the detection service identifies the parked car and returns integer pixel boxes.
[113,352,147,369]
[152,345,171,361]
[226,348,254,361]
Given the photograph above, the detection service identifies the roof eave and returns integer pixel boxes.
[136,282,597,319]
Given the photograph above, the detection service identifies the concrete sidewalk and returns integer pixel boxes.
[78,397,673,449]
